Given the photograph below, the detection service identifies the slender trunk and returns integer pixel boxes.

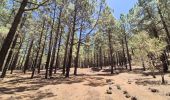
[0,0,28,71]
[0,34,18,77]
[45,6,56,79]
[93,51,96,67]
[8,54,16,71]
[23,39,34,73]
[96,53,99,68]
[108,30,114,74]
[10,37,24,74]
[37,27,48,73]
[141,57,146,71]
[161,74,165,84]
[49,8,62,77]
[17,56,22,70]
[31,60,35,79]
[20,41,29,69]
[99,47,102,69]
[54,28,63,74]
[124,32,132,71]
[74,22,83,75]
[2,34,18,71]
[31,20,45,78]
[62,29,71,75]
[65,1,77,78]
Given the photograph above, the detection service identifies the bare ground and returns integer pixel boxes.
[0,67,170,100]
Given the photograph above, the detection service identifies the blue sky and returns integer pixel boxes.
[106,0,138,19]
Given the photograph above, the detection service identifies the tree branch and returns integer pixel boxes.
[80,1,104,42]
[24,0,49,11]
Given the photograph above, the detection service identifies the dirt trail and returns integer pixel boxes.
[0,67,170,100]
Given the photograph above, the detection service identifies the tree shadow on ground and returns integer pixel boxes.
[0,84,43,94]
[101,68,111,72]
[95,73,116,76]
[121,68,144,74]
[142,71,170,76]
[135,80,163,85]
[0,70,109,95]
[83,76,107,87]
[91,67,102,72]
[15,91,56,100]
[0,73,85,95]
[117,67,165,76]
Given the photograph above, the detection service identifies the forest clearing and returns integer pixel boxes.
[0,0,170,100]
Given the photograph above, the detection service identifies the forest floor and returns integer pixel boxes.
[0,66,170,100]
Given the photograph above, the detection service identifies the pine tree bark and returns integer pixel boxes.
[65,0,77,78]
[74,22,83,75]
[62,29,71,75]
[122,25,132,71]
[19,41,29,69]
[99,47,103,69]
[49,8,62,76]
[31,20,45,78]
[54,27,63,74]
[45,7,56,79]
[0,34,19,78]
[37,27,48,74]
[0,0,28,71]
[108,30,114,74]
[23,39,34,74]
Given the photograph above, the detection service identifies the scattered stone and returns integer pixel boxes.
[166,92,170,96]
[109,86,112,90]
[127,80,133,84]
[9,96,15,100]
[125,94,131,98]
[106,89,112,94]
[123,90,128,94]
[109,82,114,84]
[128,82,131,84]
[106,79,112,83]
[106,79,114,85]
[143,83,147,86]
[150,88,159,93]
[116,85,121,90]
[131,96,137,100]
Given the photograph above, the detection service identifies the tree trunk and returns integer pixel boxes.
[99,47,103,69]
[0,0,28,71]
[108,30,114,74]
[49,8,62,77]
[141,57,146,71]
[62,29,71,75]
[37,27,48,74]
[54,27,63,74]
[23,39,34,74]
[19,41,29,69]
[124,32,132,71]
[65,0,77,78]
[74,21,83,75]
[1,34,18,77]
[10,36,24,74]
[31,20,45,78]
[45,6,56,79]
